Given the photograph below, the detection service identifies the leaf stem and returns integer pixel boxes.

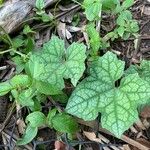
[14,50,26,58]
[0,49,13,54]
[0,48,27,58]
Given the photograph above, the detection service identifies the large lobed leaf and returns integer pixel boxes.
[66,52,150,137]
[26,35,86,91]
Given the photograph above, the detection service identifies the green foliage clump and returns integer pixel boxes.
[0,35,85,144]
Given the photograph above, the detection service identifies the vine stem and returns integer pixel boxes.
[14,50,26,58]
[0,48,27,58]
[0,49,12,54]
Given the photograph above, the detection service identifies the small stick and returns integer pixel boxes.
[0,102,16,133]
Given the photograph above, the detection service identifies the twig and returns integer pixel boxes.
[2,130,33,150]
[121,135,149,150]
[0,102,16,133]
[0,66,8,71]
[48,96,63,112]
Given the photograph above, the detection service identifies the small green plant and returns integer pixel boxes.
[82,0,139,54]
[35,0,53,22]
[0,26,31,58]
[82,0,119,21]
[115,10,139,40]
[103,0,139,41]
[17,110,78,145]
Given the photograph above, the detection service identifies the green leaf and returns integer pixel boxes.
[124,65,138,76]
[47,108,57,127]
[17,125,37,145]
[34,80,62,95]
[36,93,47,103]
[0,82,13,96]
[86,23,101,56]
[11,89,19,100]
[114,3,123,13]
[23,25,35,35]
[122,0,134,9]
[12,37,24,49]
[140,61,150,82]
[130,21,139,33]
[51,93,68,103]
[36,0,45,10]
[125,60,150,103]
[117,26,125,37]
[26,111,46,127]
[12,56,25,74]
[117,10,132,26]
[10,75,31,88]
[25,37,35,52]
[126,60,150,83]
[66,52,150,137]
[52,113,78,133]
[122,32,131,40]
[83,0,102,21]
[41,13,52,22]
[18,88,35,107]
[0,75,31,96]
[102,0,119,11]
[26,35,86,90]
[30,98,42,111]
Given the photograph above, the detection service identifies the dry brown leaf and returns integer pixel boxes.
[143,6,150,15]
[135,120,146,130]
[143,119,150,128]
[98,133,109,143]
[123,144,131,150]
[57,22,66,39]
[83,131,102,143]
[67,26,81,32]
[17,119,26,134]
[130,126,138,134]
[57,22,72,40]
